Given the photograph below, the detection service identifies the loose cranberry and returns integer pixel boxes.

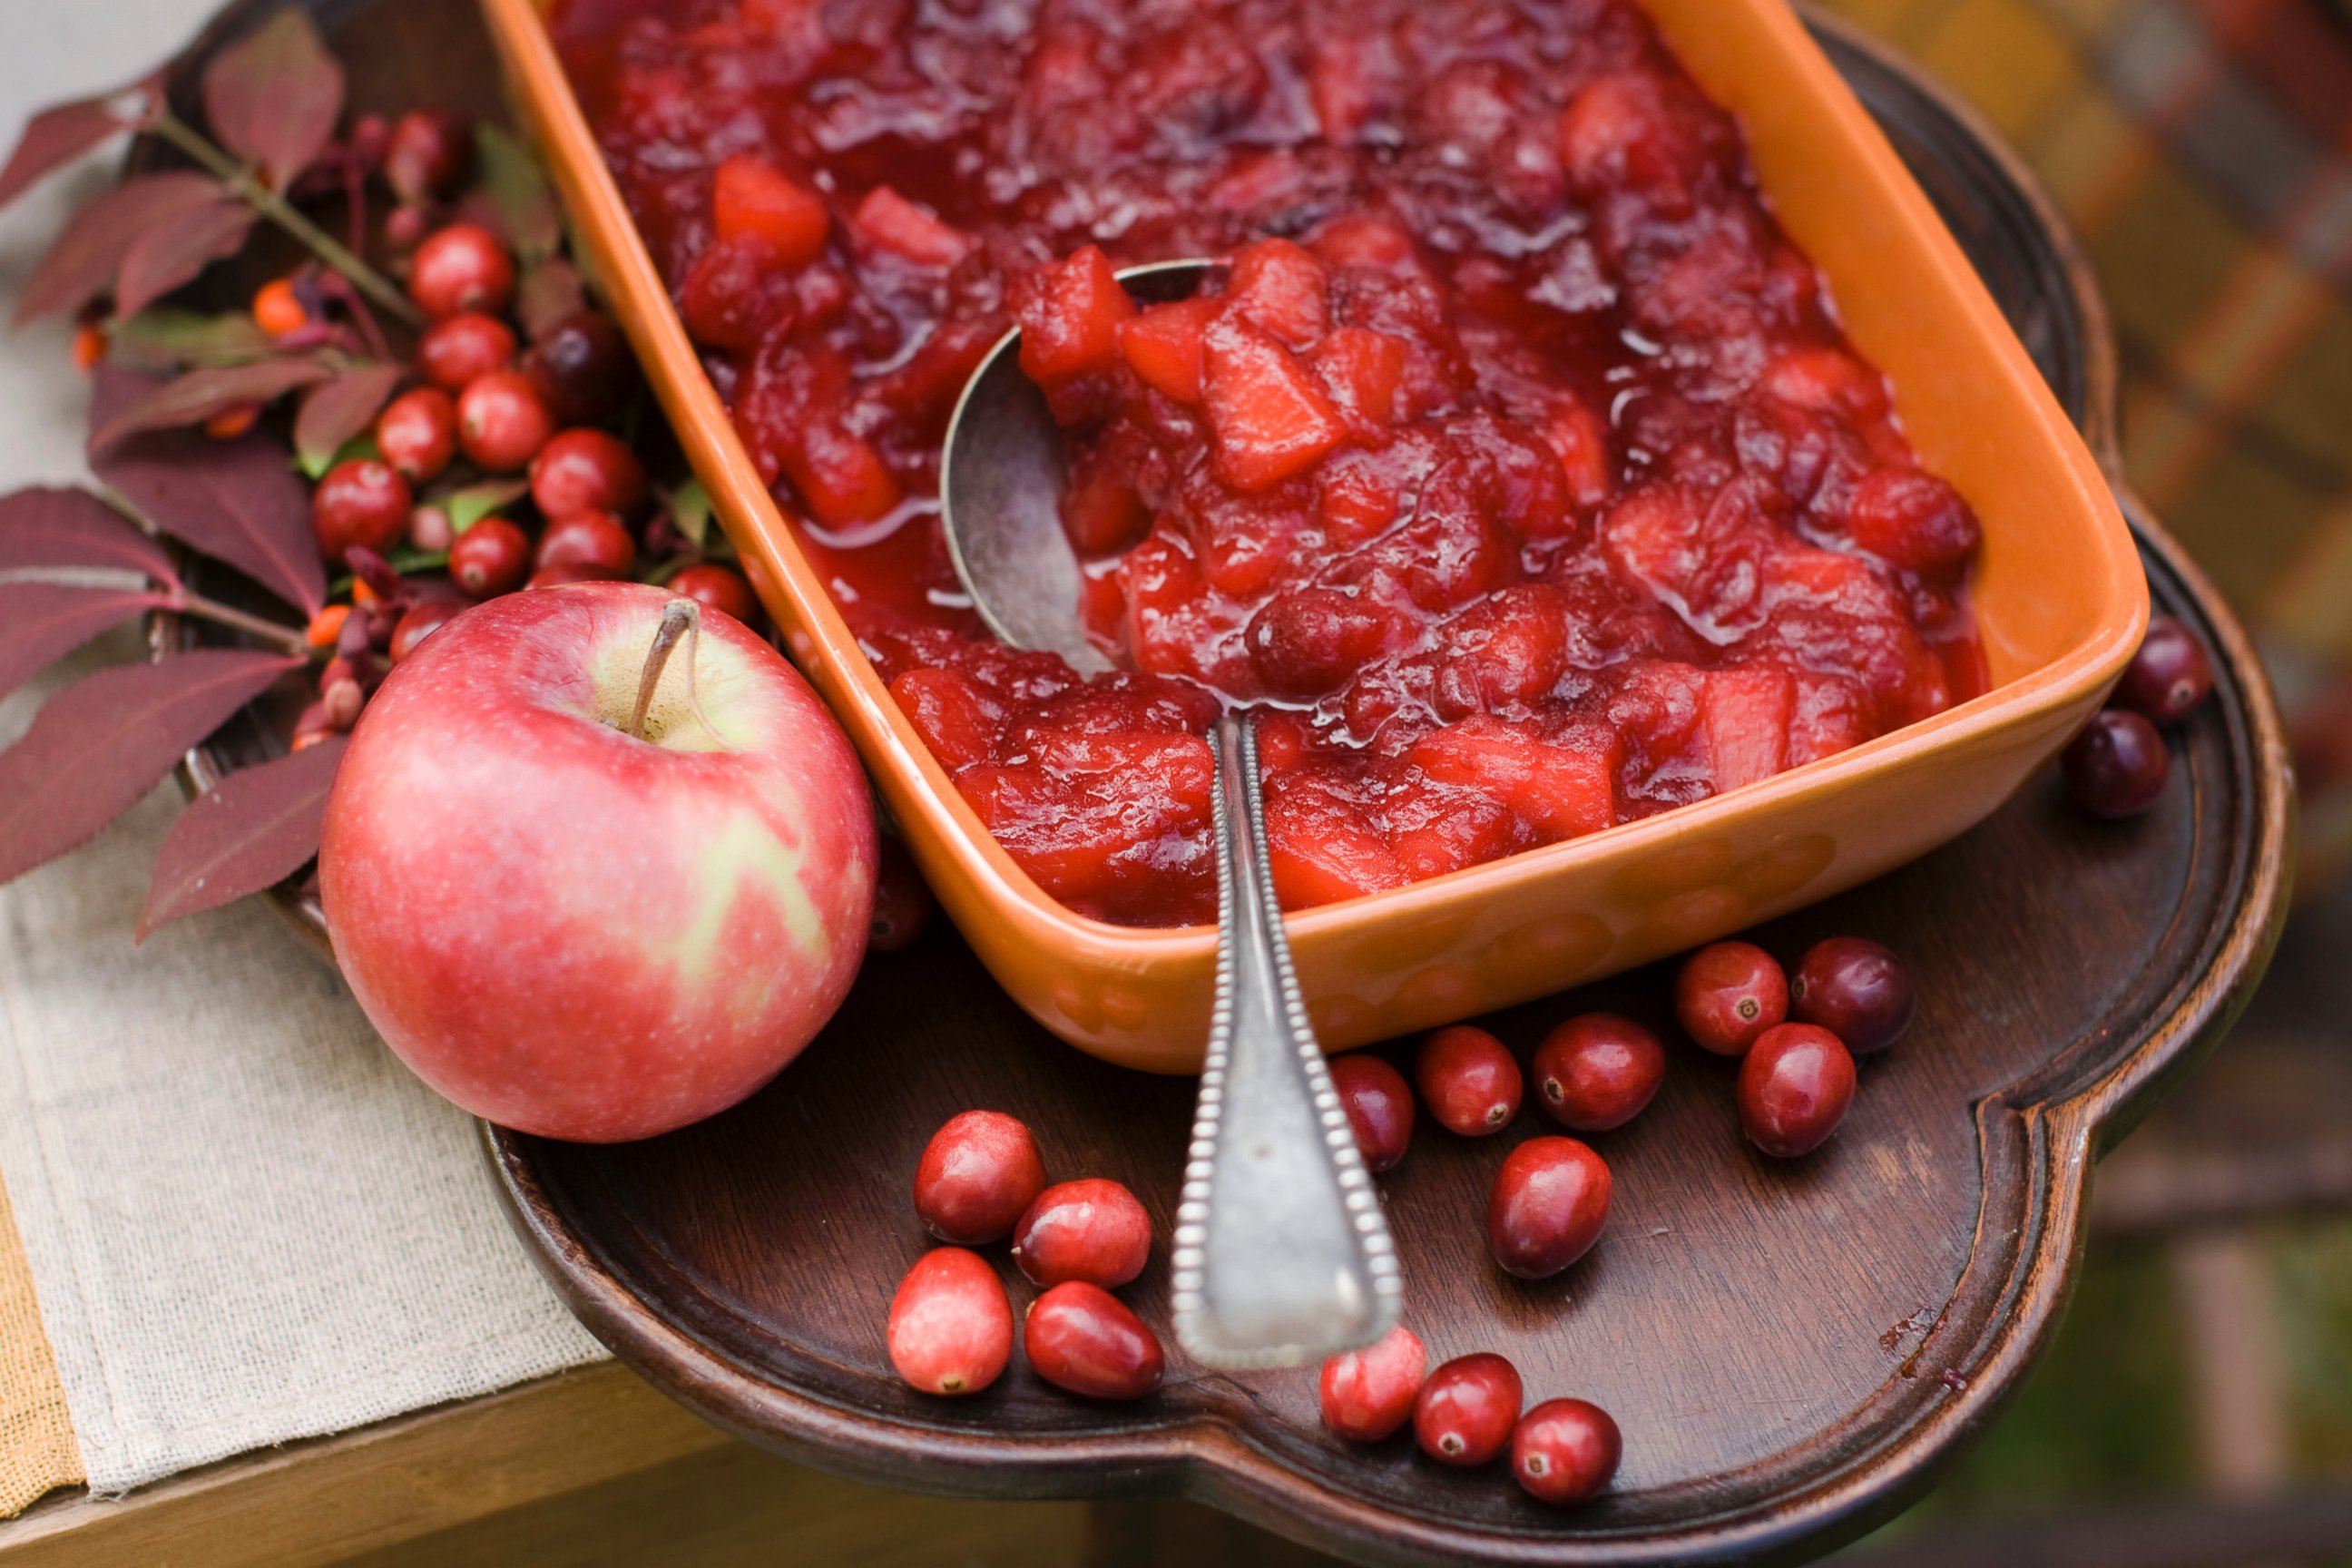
[914,1111,1045,1245]
[668,563,760,625]
[2115,614,2213,726]
[1413,1353,1522,1466]
[1674,941,1788,1056]
[2063,709,2171,819]
[533,509,637,580]
[525,310,637,426]
[1319,1324,1426,1442]
[1416,1025,1522,1136]
[1012,1178,1151,1289]
[1737,1024,1857,1158]
[375,387,456,482]
[384,202,430,250]
[387,596,465,664]
[1487,1136,1612,1279]
[311,459,412,563]
[448,517,532,598]
[1512,1398,1622,1506]
[1789,937,1915,1054]
[417,312,517,391]
[1533,1014,1665,1132]
[1330,1054,1415,1172]
[251,278,309,338]
[530,428,647,519]
[868,836,934,952]
[1024,1281,1164,1400]
[320,675,365,730]
[887,1247,1013,1396]
[456,369,555,472]
[407,504,456,553]
[407,222,514,319]
[383,109,472,203]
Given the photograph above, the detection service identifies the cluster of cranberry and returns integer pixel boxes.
[282,113,759,750]
[2060,613,2216,820]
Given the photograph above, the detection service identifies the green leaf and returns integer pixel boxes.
[438,478,527,533]
[669,477,711,548]
[295,430,379,482]
[474,122,560,266]
[113,308,274,368]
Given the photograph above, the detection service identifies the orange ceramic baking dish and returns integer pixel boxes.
[480,0,2147,1073]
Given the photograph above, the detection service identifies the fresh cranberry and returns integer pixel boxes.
[1532,1014,1664,1132]
[2063,709,2170,819]
[887,1247,1013,1396]
[2115,613,2213,726]
[456,369,555,472]
[1319,1324,1426,1441]
[1487,1136,1612,1279]
[407,504,456,553]
[1674,941,1788,1056]
[914,1111,1045,1245]
[1789,937,1914,1054]
[384,202,430,250]
[375,387,456,483]
[669,563,760,625]
[868,836,934,951]
[383,109,472,203]
[1512,1398,1622,1506]
[387,596,466,664]
[1413,1353,1522,1466]
[448,517,532,598]
[1416,1025,1522,1136]
[1012,1178,1151,1289]
[417,312,517,391]
[311,459,412,563]
[525,311,637,426]
[1330,1054,1415,1172]
[1024,1281,1164,1400]
[1737,1023,1857,1158]
[533,509,637,580]
[530,428,647,519]
[407,222,514,319]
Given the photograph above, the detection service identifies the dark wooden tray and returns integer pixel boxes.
[161,1,2292,1562]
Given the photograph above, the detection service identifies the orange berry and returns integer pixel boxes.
[204,404,260,439]
[351,578,381,607]
[253,279,309,338]
[304,604,352,648]
[71,322,106,372]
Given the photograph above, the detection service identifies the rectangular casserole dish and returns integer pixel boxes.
[480,0,2147,1073]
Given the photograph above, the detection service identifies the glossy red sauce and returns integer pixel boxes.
[556,0,1986,927]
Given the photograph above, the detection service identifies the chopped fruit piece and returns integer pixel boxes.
[1310,328,1407,425]
[712,153,830,265]
[890,667,1004,770]
[779,422,900,528]
[1699,665,1793,793]
[1202,321,1347,493]
[1847,468,1981,574]
[852,185,971,267]
[1018,245,1137,386]
[1226,237,1329,347]
[1118,298,1217,404]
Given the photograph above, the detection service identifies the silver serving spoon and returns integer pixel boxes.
[940,260,1401,1369]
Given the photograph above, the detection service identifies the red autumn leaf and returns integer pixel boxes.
[0,583,168,705]
[90,368,325,614]
[0,648,298,887]
[13,172,222,325]
[293,362,403,473]
[113,195,260,319]
[516,258,586,341]
[201,9,344,191]
[137,735,345,939]
[0,485,179,584]
[0,81,152,211]
[89,358,330,450]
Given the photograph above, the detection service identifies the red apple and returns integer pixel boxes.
[320,583,877,1141]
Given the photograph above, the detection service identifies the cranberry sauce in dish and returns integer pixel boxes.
[555,0,1986,929]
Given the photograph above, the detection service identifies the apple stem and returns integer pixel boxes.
[628,599,701,740]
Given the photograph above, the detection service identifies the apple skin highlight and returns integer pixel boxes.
[321,583,878,1142]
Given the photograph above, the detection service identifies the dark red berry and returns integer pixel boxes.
[408,222,514,319]
[407,504,455,553]
[1737,1024,1857,1158]
[1320,1324,1426,1442]
[384,202,430,250]
[524,310,636,426]
[1674,941,1787,1056]
[375,387,456,482]
[887,1247,1013,1396]
[2115,613,2213,726]
[1487,1136,1612,1279]
[448,517,532,598]
[1533,1014,1664,1132]
[1012,1178,1151,1289]
[456,369,555,472]
[311,458,412,563]
[533,509,637,580]
[1024,1281,1163,1400]
[1512,1398,1621,1506]
[1413,1353,1522,1466]
[1330,1054,1414,1172]
[531,428,647,519]
[383,109,472,203]
[387,596,466,664]
[669,564,760,626]
[914,1111,1046,1246]
[417,312,517,392]
[1789,937,1915,1055]
[1416,1025,1522,1136]
[2063,709,2170,819]
[867,836,933,952]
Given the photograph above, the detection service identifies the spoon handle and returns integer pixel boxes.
[1171,712,1402,1369]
